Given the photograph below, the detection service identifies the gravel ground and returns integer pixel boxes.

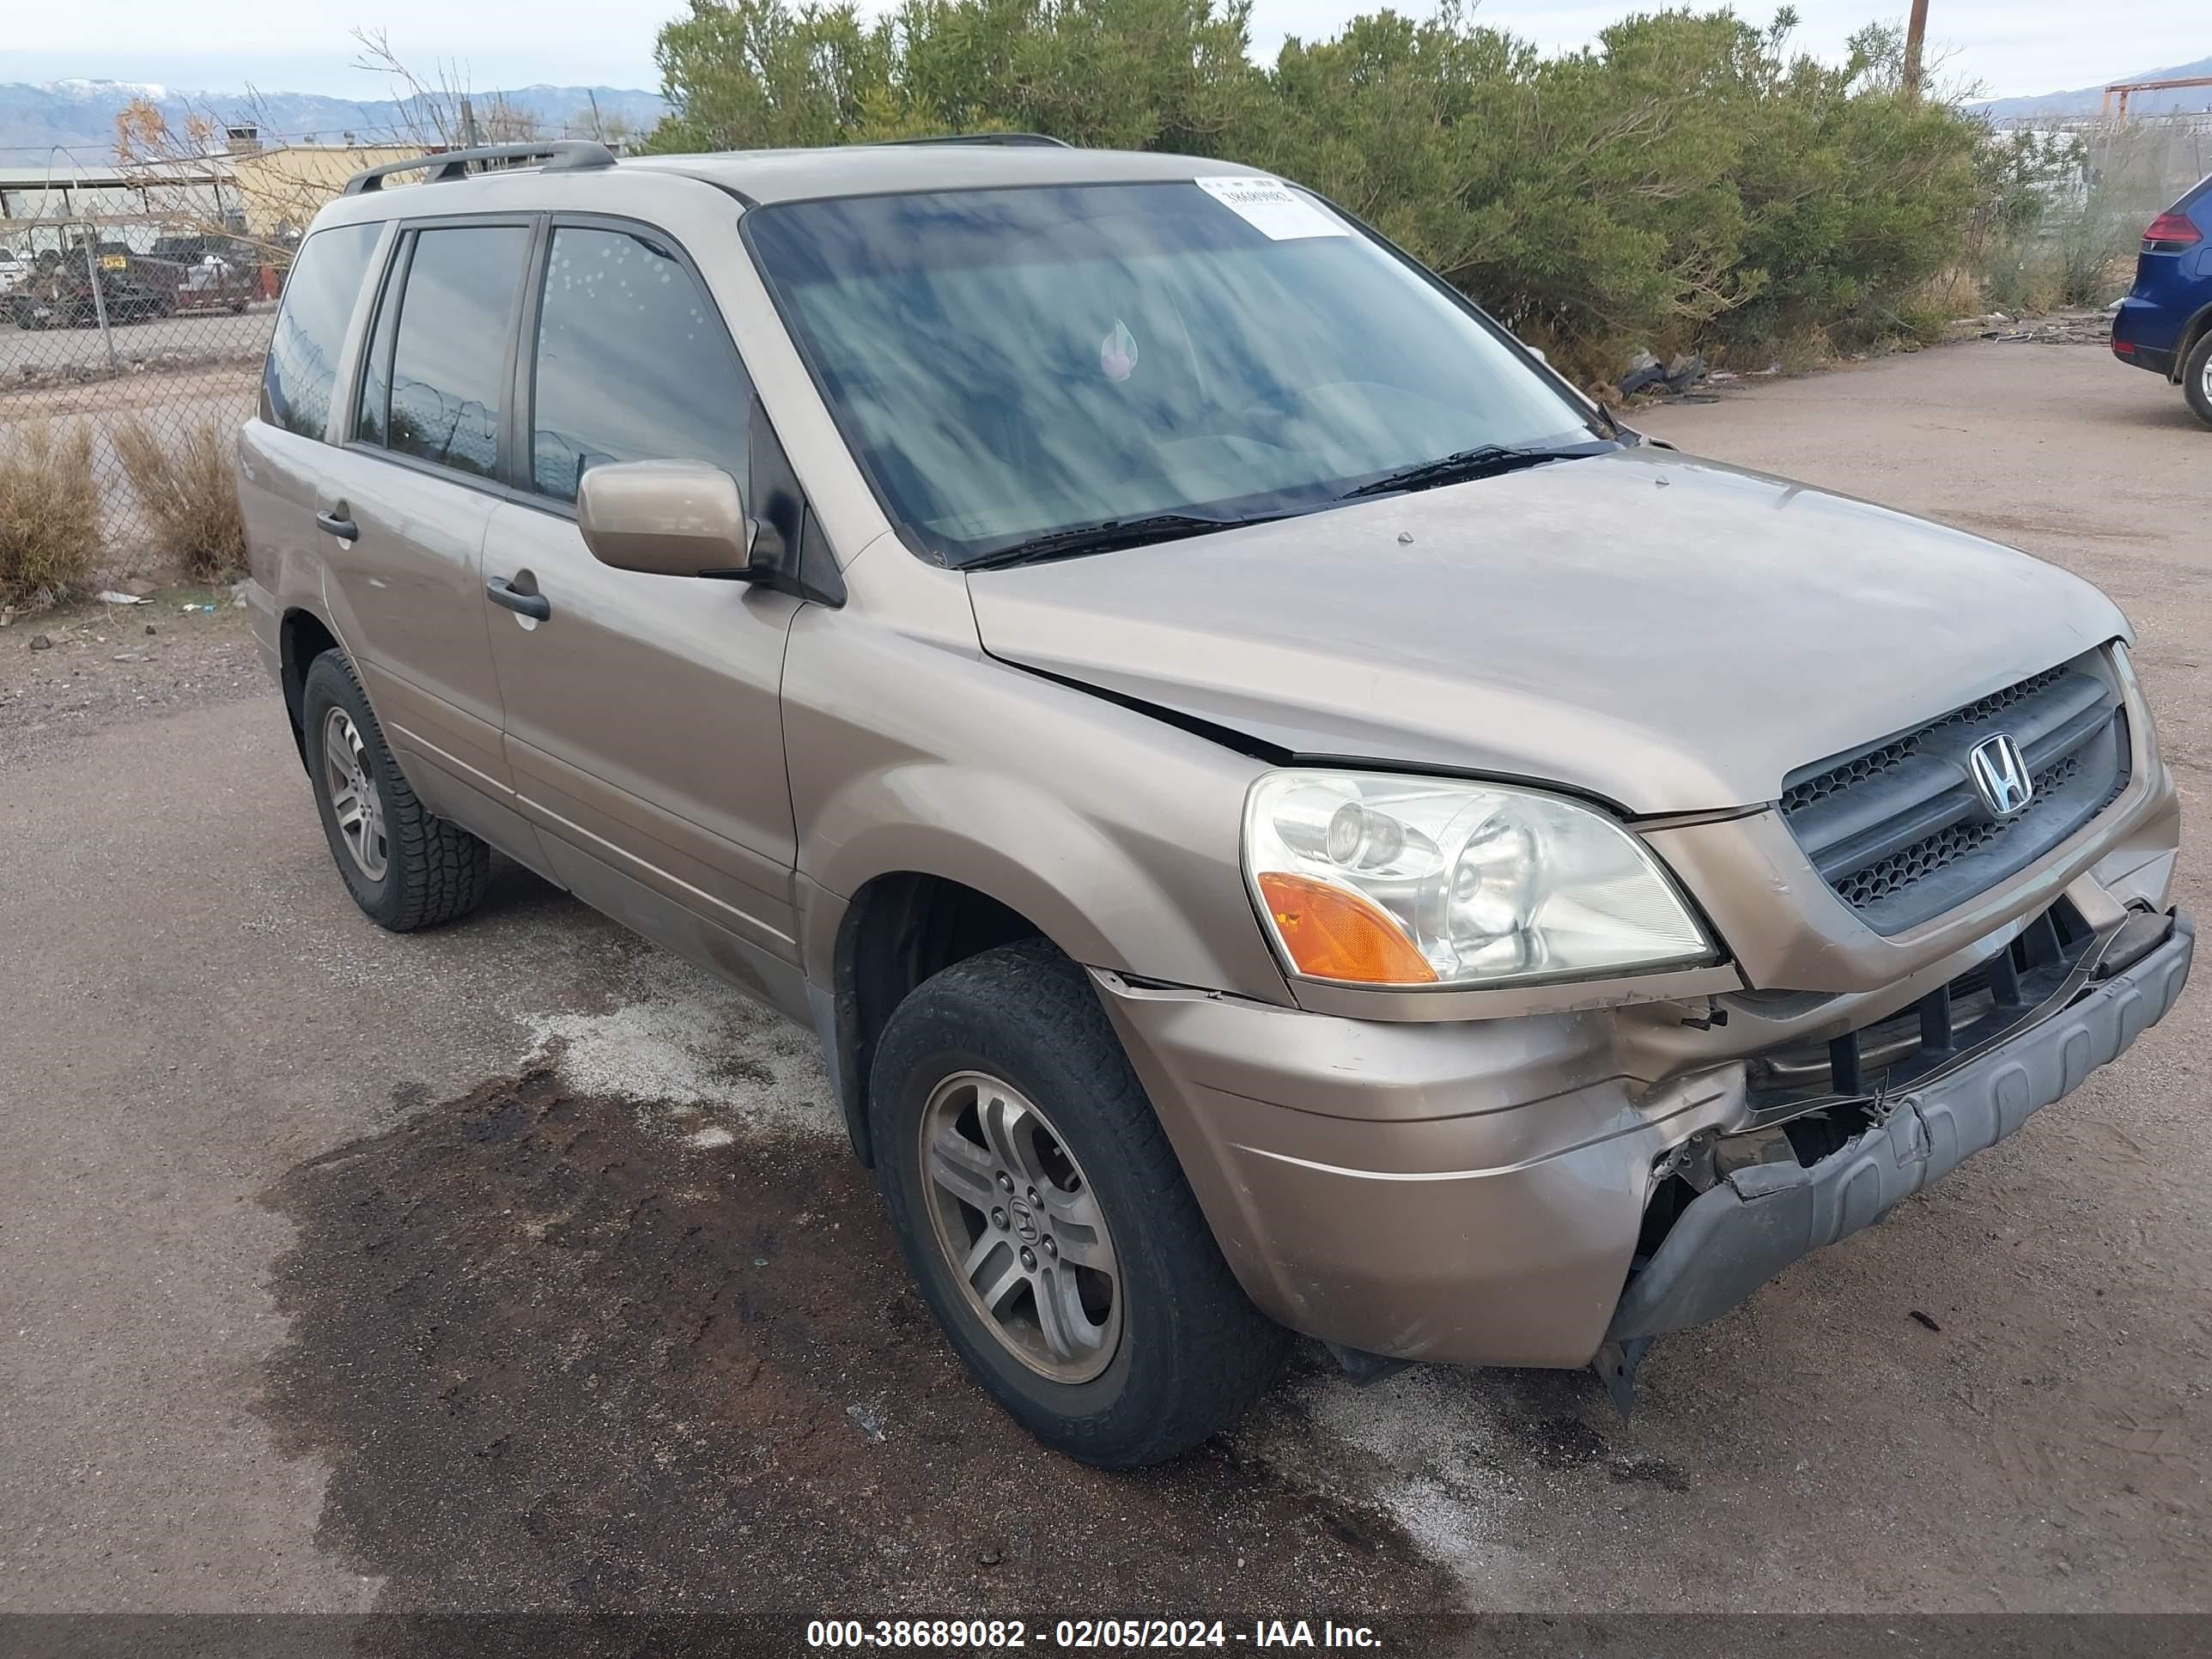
[0,338,2205,1634]
[0,591,262,770]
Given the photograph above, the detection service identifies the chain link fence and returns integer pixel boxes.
[2087,114,2212,212]
[2,213,280,562]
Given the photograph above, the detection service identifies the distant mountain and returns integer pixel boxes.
[1974,55,2212,121]
[0,79,668,160]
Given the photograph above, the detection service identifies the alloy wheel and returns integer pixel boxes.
[321,706,389,881]
[918,1070,1122,1383]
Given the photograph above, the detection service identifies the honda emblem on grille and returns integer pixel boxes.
[1968,732,2034,818]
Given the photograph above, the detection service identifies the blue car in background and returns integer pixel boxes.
[2112,174,2212,428]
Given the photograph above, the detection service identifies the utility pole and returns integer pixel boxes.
[77,222,117,373]
[459,94,482,149]
[1902,0,1930,101]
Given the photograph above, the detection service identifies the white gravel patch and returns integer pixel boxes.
[1240,1359,1536,1606]
[521,951,840,1145]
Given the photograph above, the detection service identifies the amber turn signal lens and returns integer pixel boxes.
[1257,872,1438,985]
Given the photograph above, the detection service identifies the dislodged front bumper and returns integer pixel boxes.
[1096,906,2192,1372]
[1607,908,2194,1346]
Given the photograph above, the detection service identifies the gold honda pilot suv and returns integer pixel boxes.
[240,137,2192,1468]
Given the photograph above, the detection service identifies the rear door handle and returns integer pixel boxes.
[315,507,357,539]
[485,578,550,622]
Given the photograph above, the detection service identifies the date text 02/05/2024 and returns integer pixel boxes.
[805,1618,1382,1649]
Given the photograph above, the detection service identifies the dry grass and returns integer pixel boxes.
[0,422,101,607]
[112,416,246,583]
[1716,328,1844,377]
[1920,267,1984,320]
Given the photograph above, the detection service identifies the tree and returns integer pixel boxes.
[651,0,898,151]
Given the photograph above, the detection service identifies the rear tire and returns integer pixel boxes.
[869,938,1288,1468]
[2185,331,2212,430]
[301,651,490,932]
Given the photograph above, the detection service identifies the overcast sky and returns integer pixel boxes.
[10,0,2208,103]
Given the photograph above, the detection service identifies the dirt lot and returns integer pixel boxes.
[0,339,2206,1634]
[0,304,274,380]
[0,363,263,423]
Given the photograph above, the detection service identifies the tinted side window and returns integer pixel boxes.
[386,225,531,477]
[530,225,750,503]
[264,222,380,440]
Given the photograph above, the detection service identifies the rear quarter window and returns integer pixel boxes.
[263,222,381,441]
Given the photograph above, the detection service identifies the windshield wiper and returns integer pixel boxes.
[963,512,1273,571]
[1338,443,1584,501]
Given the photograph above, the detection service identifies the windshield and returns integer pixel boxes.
[745,180,1604,567]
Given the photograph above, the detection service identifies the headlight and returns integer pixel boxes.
[1242,770,1712,988]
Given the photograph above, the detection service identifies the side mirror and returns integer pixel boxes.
[577,459,763,580]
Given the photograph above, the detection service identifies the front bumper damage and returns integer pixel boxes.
[1598,907,2193,1407]
[1097,895,2191,1382]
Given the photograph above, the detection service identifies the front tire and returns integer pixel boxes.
[2185,331,2212,430]
[301,651,489,932]
[869,939,1288,1468]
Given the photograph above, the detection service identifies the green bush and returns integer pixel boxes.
[2047,181,2143,308]
[649,0,2028,380]
[1241,9,1756,380]
[650,0,1261,153]
[1979,245,2061,317]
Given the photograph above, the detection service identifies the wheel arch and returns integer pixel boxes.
[278,605,341,766]
[2173,300,2212,384]
[824,870,1051,1164]
[800,763,1291,1164]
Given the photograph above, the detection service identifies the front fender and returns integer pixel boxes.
[799,761,1286,998]
[783,607,1292,1005]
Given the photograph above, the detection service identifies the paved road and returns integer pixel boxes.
[1,340,2205,1625]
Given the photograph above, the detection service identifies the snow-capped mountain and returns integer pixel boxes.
[0,79,667,159]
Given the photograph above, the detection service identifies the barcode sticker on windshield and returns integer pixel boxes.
[1194,176,1348,240]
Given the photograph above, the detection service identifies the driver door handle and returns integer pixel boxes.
[314,507,358,539]
[485,577,550,622]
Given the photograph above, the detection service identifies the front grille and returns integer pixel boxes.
[1778,665,2070,816]
[1827,752,2087,909]
[1779,653,2129,934]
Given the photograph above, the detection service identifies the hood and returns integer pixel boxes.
[965,447,2127,814]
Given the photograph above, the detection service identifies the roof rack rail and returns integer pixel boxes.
[878,132,1072,149]
[343,139,618,196]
